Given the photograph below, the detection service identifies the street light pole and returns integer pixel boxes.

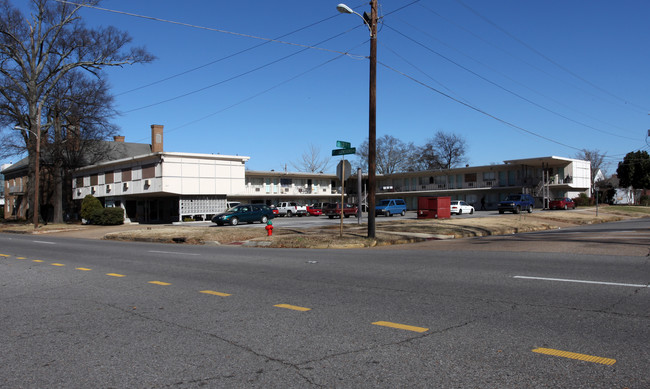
[337,1,378,239]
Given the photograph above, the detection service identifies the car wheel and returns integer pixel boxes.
[344,213,350,218]
[498,210,504,214]
[401,210,406,216]
[261,215,268,224]
[564,204,568,210]
[458,209,462,215]
[527,206,533,213]
[230,217,239,226]
[470,208,474,215]
[514,206,521,214]
[328,215,334,219]
[386,211,391,217]
[287,210,292,217]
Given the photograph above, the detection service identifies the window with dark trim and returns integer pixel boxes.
[90,174,98,186]
[122,168,132,182]
[105,171,114,184]
[464,173,477,182]
[142,164,156,179]
[76,177,83,188]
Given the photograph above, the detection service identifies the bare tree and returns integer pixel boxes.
[291,144,331,173]
[427,131,467,169]
[575,149,608,181]
[0,0,153,221]
[356,135,415,174]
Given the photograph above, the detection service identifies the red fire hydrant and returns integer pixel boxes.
[265,220,273,236]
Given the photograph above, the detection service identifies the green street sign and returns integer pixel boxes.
[336,140,351,149]
[332,147,356,156]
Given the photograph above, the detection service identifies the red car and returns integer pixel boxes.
[270,206,279,216]
[306,205,322,216]
[549,197,576,210]
[323,203,359,219]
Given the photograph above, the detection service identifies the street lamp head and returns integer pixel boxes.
[336,3,354,14]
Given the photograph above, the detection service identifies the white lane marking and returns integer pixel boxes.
[514,276,649,288]
[33,241,56,245]
[148,250,200,256]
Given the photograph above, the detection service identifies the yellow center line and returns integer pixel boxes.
[372,321,429,333]
[32,260,44,263]
[106,273,126,277]
[532,348,616,365]
[274,304,311,312]
[0,254,9,257]
[76,267,92,271]
[17,257,27,259]
[51,263,65,267]
[148,281,171,286]
[200,290,231,297]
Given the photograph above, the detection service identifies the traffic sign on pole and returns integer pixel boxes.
[336,140,351,149]
[331,147,356,156]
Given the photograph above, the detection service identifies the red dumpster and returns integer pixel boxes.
[417,196,451,219]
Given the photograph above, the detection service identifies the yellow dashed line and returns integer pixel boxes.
[76,267,92,271]
[0,254,9,257]
[32,260,44,263]
[17,257,26,259]
[532,348,616,365]
[200,290,231,297]
[372,321,429,333]
[148,281,171,286]
[106,273,126,277]
[51,263,65,267]
[274,304,311,312]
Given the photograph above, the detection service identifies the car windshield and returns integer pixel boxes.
[505,195,521,201]
[378,200,390,206]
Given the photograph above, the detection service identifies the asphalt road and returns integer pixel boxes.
[0,219,648,388]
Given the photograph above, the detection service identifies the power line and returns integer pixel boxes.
[391,12,639,138]
[55,0,351,56]
[383,23,639,142]
[122,29,366,113]
[115,12,346,97]
[379,61,583,152]
[129,52,352,144]
[453,0,649,114]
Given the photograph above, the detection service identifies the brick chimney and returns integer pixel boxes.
[113,135,125,142]
[151,124,163,153]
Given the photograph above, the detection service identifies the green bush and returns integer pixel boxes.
[81,195,103,224]
[98,207,124,225]
[640,195,649,207]
[572,193,592,207]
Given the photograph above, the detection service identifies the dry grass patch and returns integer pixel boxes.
[103,226,294,244]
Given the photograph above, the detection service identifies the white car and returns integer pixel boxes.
[450,200,474,215]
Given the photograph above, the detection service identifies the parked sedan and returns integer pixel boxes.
[306,205,322,216]
[450,200,474,215]
[212,204,274,226]
[549,197,576,210]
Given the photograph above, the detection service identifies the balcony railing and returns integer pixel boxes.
[243,185,334,195]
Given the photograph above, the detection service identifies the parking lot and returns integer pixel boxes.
[182,210,492,228]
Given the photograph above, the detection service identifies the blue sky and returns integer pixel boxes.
[5,0,650,174]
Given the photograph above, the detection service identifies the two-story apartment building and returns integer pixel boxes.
[370,156,591,210]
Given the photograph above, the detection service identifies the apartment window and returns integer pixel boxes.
[105,171,114,184]
[482,172,495,181]
[280,178,292,186]
[142,164,156,179]
[122,168,132,181]
[76,177,83,188]
[90,174,98,186]
[464,173,477,183]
